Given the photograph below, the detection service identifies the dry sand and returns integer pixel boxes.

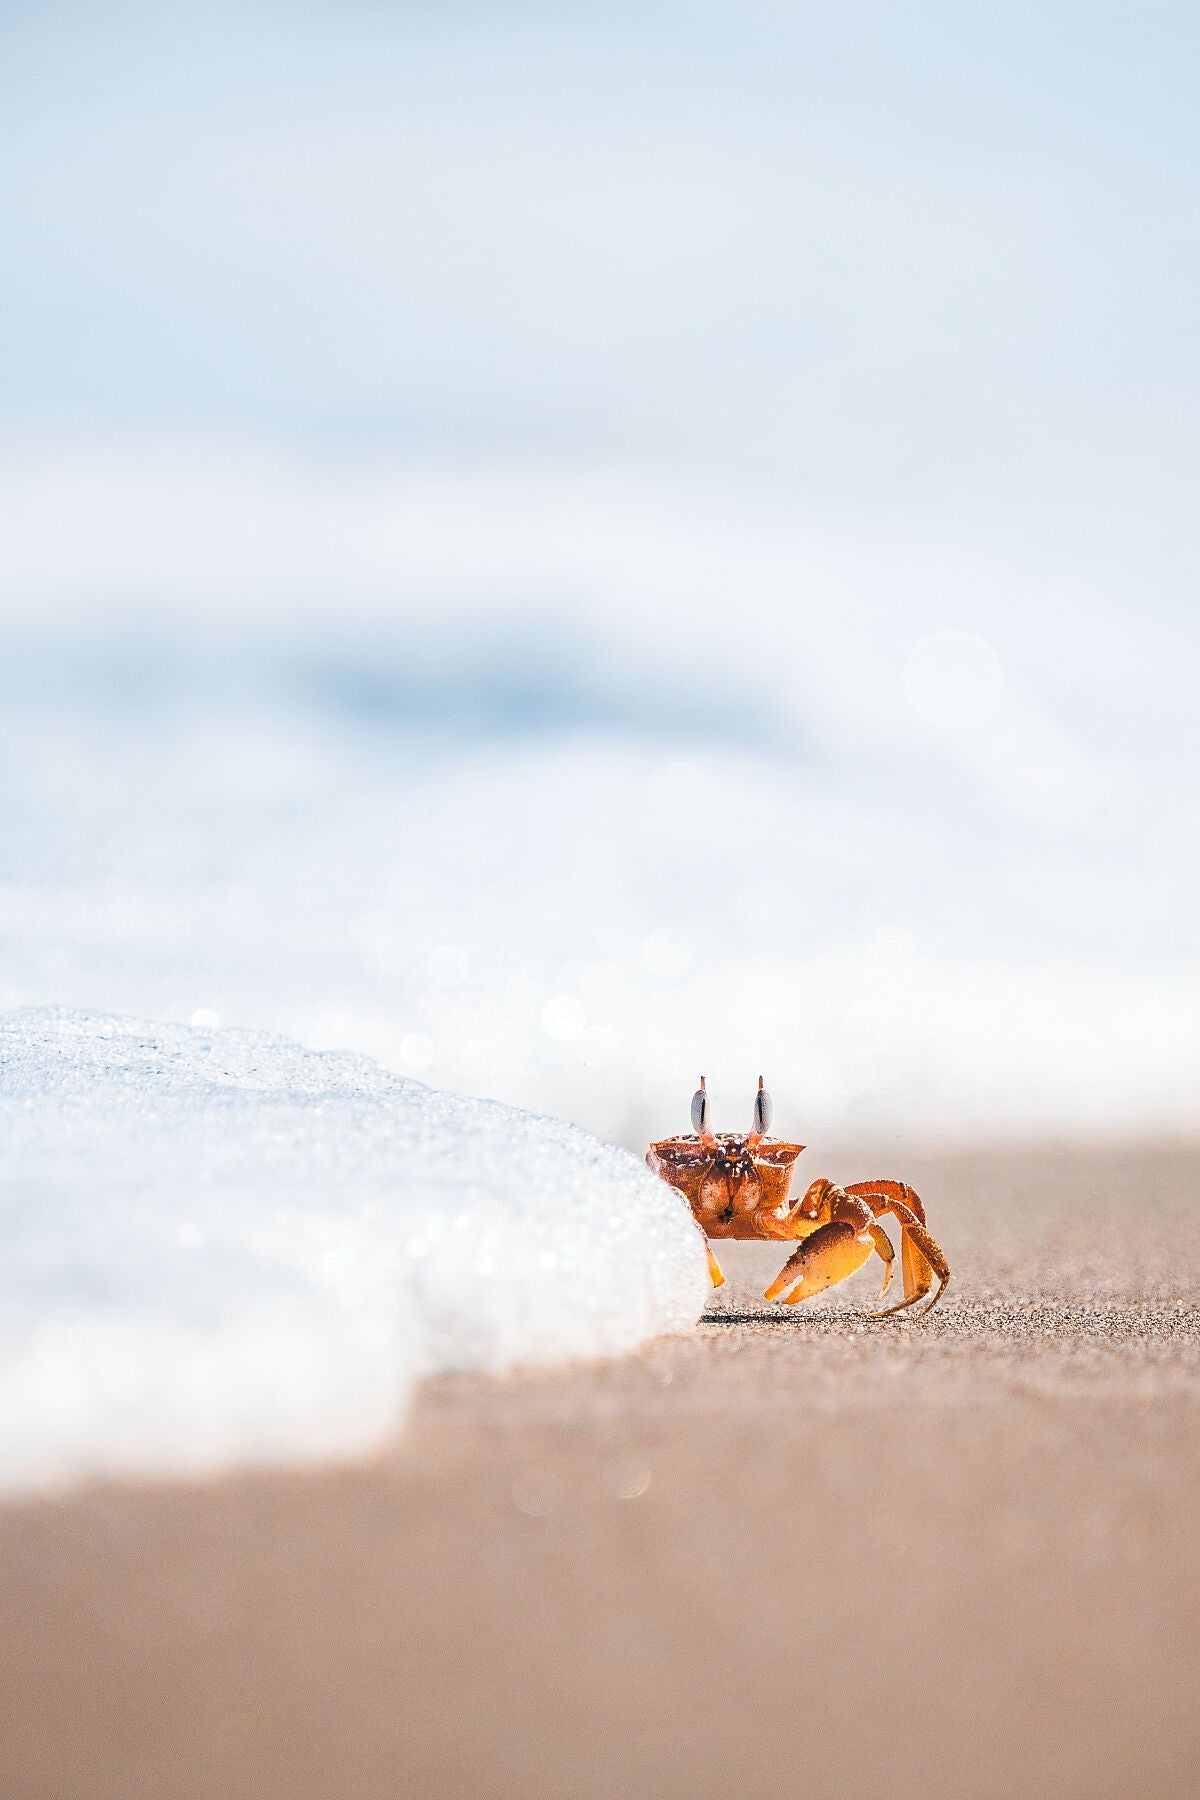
[3,1142,1199,1800]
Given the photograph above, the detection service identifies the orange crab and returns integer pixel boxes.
[647,1077,950,1317]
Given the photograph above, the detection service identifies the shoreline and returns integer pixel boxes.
[4,1142,1199,1799]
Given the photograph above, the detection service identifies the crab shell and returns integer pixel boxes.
[646,1131,806,1232]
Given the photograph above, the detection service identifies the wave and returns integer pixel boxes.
[0,1008,708,1493]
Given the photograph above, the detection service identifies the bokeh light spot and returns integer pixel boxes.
[429,946,469,986]
[605,1459,652,1499]
[578,1025,620,1069]
[641,929,690,978]
[542,995,586,1040]
[399,1033,435,1068]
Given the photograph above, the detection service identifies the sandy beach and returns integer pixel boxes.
[3,1140,1199,1800]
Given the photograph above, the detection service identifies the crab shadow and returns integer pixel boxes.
[702,1303,869,1328]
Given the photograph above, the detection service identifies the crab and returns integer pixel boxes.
[647,1077,950,1318]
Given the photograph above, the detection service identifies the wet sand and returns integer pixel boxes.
[3,1142,1199,1800]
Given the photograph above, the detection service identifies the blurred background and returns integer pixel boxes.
[2,0,1197,1149]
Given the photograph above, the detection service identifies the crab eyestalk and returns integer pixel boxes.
[748,1075,773,1146]
[690,1075,716,1146]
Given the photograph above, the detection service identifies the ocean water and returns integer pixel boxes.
[0,1008,708,1493]
[2,449,1197,1152]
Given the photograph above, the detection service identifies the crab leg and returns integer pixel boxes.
[901,1230,933,1308]
[869,1219,950,1317]
[844,1182,951,1318]
[844,1179,926,1223]
[681,1202,727,1288]
[868,1223,896,1298]
[850,1203,948,1317]
[704,1242,726,1288]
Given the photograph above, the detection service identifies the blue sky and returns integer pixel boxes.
[3,1,1198,553]
[4,2,1198,727]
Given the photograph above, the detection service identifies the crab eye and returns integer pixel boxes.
[690,1079,710,1135]
[752,1079,773,1137]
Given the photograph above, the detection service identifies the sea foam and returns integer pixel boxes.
[0,1008,708,1494]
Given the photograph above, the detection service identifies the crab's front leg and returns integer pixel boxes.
[764,1190,878,1304]
[682,1201,725,1288]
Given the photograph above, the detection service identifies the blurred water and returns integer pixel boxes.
[1,447,1197,1147]
[2,3,1198,1147]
